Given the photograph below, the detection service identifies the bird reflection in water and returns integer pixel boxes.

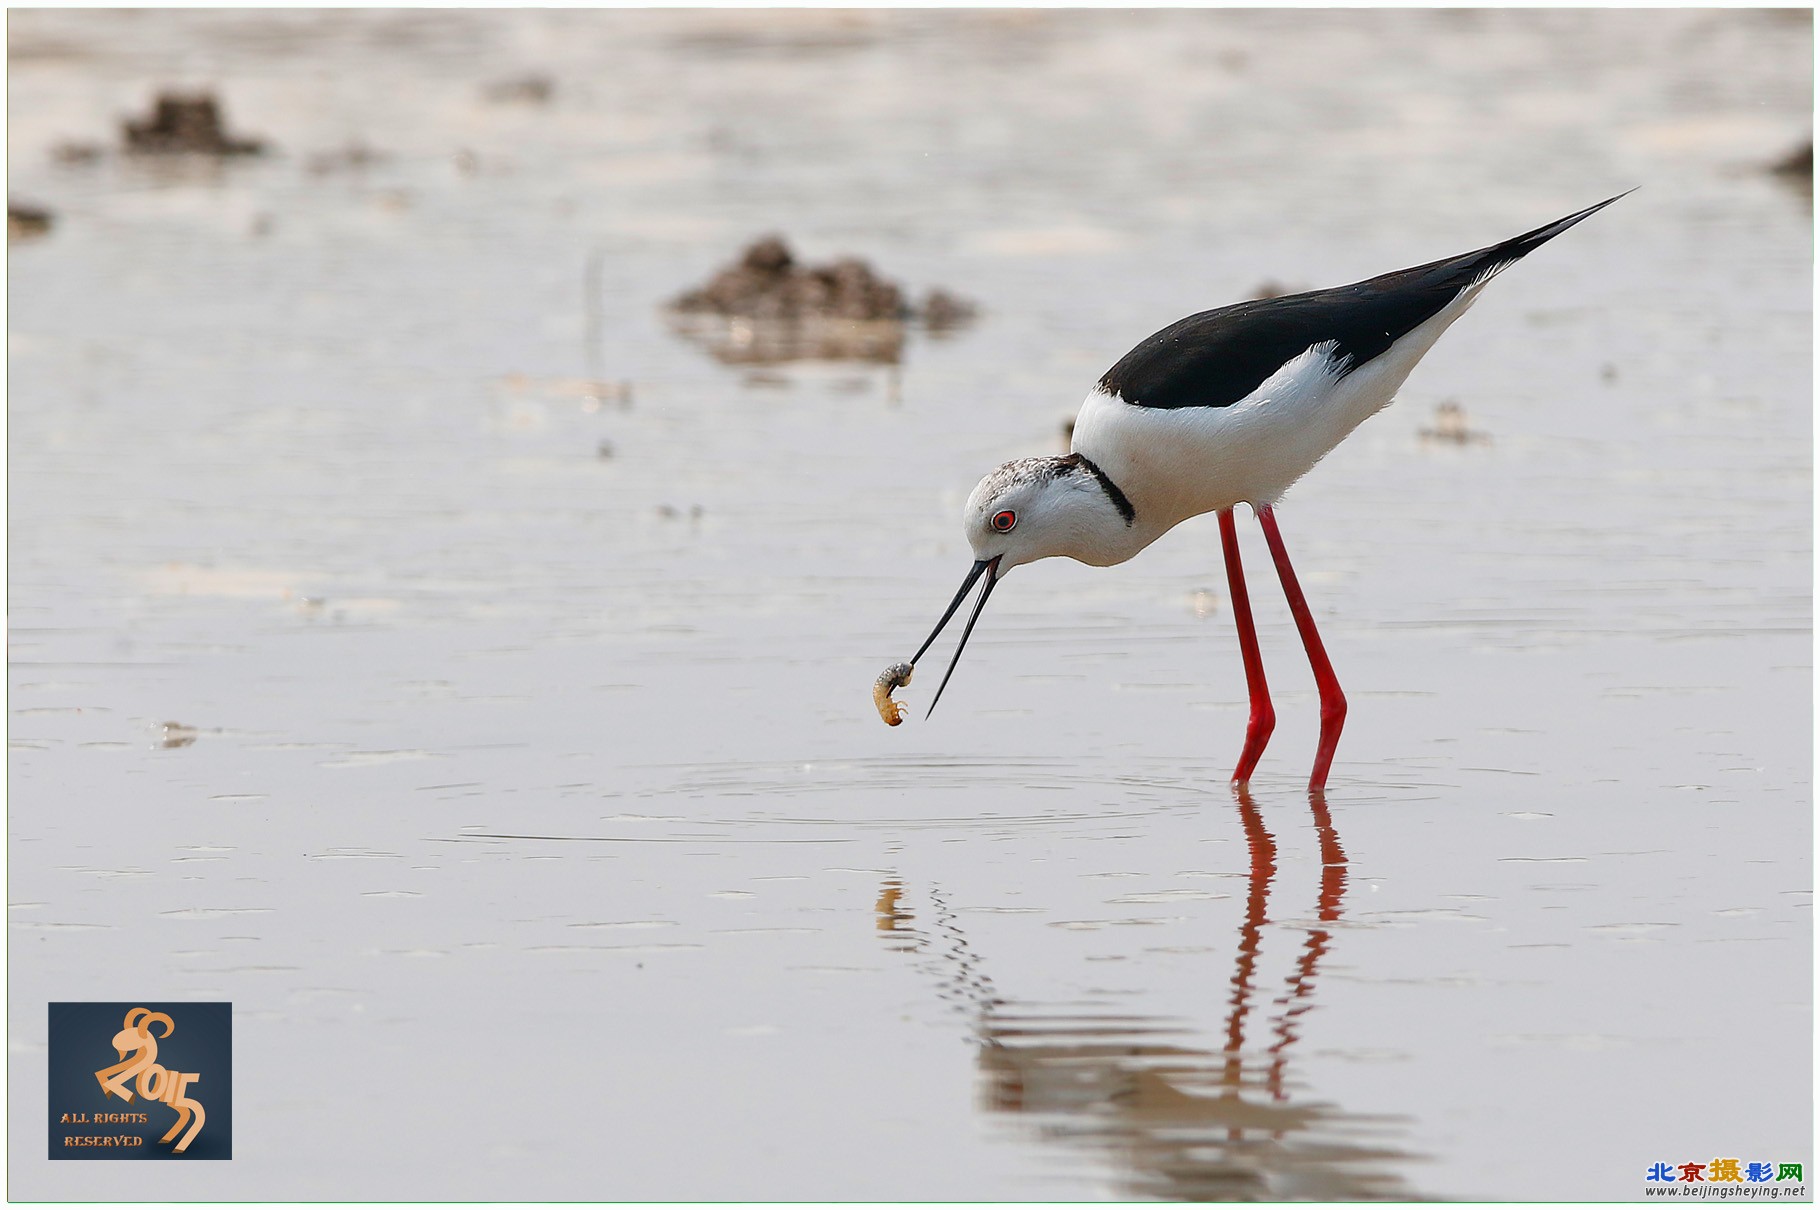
[876,791,1417,1201]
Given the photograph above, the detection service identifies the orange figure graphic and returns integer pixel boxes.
[93,1007,206,1153]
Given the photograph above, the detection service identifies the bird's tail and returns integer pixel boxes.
[1505,188,1636,254]
[1468,188,1636,286]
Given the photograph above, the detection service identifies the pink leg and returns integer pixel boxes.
[1219,508,1274,786]
[1255,505,1347,793]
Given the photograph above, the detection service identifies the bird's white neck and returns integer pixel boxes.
[1047,454,1173,568]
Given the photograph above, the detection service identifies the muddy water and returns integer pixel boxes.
[8,9,1811,1200]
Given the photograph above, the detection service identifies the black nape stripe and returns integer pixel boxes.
[1060,452,1136,526]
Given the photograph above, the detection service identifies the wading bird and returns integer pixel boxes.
[901,193,1628,793]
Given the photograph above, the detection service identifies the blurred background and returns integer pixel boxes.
[8,8,1811,1201]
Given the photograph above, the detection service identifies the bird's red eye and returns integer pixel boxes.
[991,509,1017,533]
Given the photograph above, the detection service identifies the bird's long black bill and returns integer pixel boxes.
[923,556,1001,719]
[909,559,989,668]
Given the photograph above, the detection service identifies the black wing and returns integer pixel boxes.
[1098,192,1630,411]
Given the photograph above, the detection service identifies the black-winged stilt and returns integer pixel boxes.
[897,192,1629,793]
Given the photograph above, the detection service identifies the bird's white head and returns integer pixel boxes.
[906,454,1139,717]
[962,454,1136,572]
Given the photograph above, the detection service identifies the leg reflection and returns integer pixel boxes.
[1268,790,1350,1099]
[1225,785,1277,1118]
[874,791,1413,1200]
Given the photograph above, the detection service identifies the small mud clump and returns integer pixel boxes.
[123,91,265,156]
[666,236,978,365]
[484,74,555,104]
[671,235,911,322]
[920,287,978,332]
[1768,138,1812,192]
[306,141,387,175]
[8,200,54,241]
[51,141,103,165]
[1418,400,1492,447]
[159,721,199,749]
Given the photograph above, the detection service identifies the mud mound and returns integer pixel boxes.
[671,236,910,322]
[666,236,977,364]
[1768,138,1812,195]
[8,201,53,240]
[123,91,265,155]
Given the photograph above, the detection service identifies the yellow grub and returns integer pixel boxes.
[873,662,914,726]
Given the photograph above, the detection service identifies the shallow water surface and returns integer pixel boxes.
[8,9,1812,1200]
